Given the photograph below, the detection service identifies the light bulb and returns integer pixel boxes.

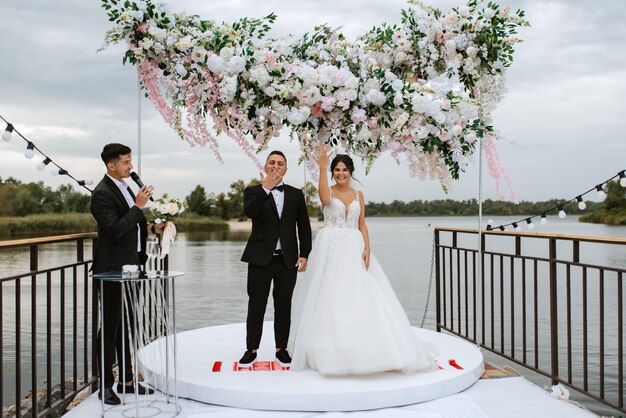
[540,215,548,225]
[487,219,494,226]
[37,157,51,171]
[85,179,94,186]
[597,190,606,199]
[578,201,586,210]
[24,142,35,159]
[558,209,566,219]
[2,124,13,142]
[526,219,534,229]
[621,177,626,187]
[51,167,59,176]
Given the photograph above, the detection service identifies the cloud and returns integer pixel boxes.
[0,0,625,204]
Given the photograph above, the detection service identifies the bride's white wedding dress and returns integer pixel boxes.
[288,189,436,375]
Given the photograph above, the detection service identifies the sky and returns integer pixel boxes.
[0,0,624,204]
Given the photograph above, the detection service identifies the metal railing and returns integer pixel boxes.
[0,233,98,418]
[435,227,625,413]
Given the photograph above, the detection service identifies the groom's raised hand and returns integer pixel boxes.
[260,169,282,190]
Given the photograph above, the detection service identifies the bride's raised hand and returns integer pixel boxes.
[362,248,370,271]
[314,143,330,169]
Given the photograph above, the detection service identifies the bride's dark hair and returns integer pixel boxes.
[330,154,360,183]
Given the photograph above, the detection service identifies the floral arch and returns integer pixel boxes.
[102,0,528,195]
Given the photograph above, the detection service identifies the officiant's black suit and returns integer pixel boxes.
[91,175,148,388]
[241,183,312,349]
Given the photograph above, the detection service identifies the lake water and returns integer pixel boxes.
[0,216,624,415]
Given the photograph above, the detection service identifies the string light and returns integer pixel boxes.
[488,170,625,232]
[0,116,92,192]
[2,124,13,142]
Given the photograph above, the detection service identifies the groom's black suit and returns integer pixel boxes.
[241,183,312,349]
[91,175,148,388]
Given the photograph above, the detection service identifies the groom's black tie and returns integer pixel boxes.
[272,185,284,192]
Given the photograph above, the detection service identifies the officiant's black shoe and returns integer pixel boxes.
[275,348,292,366]
[116,382,155,395]
[98,387,121,405]
[238,350,257,367]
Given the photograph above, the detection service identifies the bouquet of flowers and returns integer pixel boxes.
[149,196,185,258]
[150,195,186,224]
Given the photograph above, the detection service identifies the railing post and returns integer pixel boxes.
[30,245,38,418]
[91,238,99,393]
[549,238,559,385]
[435,230,441,333]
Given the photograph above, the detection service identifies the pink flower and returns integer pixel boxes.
[464,132,477,143]
[321,96,336,112]
[351,108,367,123]
[137,24,147,33]
[368,117,378,128]
[265,51,276,66]
[440,100,451,110]
[439,130,450,141]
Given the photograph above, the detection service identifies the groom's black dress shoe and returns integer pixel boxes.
[275,348,292,366]
[116,382,155,395]
[98,387,121,405]
[239,350,257,367]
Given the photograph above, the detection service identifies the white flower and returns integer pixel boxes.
[549,384,570,401]
[138,39,154,51]
[175,63,187,77]
[464,132,477,143]
[394,112,410,130]
[154,218,163,224]
[393,93,404,106]
[451,125,463,136]
[287,106,310,125]
[191,46,206,62]
[265,86,277,97]
[458,6,470,17]
[250,66,271,86]
[391,79,404,92]
[484,8,496,19]
[134,10,144,21]
[256,107,270,117]
[466,46,478,59]
[219,76,238,102]
[366,89,387,106]
[445,39,457,57]
[168,203,179,216]
[175,35,193,50]
[321,96,336,112]
[227,56,246,73]
[220,46,235,60]
[206,54,224,74]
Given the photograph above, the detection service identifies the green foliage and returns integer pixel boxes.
[0,213,96,236]
[0,178,91,216]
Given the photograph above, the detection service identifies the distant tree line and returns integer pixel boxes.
[365,198,603,217]
[0,177,90,216]
[3,176,620,222]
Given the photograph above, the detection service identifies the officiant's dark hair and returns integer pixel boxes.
[267,150,287,163]
[330,154,359,182]
[101,143,132,165]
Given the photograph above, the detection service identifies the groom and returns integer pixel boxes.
[239,150,312,367]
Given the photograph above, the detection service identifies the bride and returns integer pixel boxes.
[287,145,436,375]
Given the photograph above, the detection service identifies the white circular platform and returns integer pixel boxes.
[137,322,483,411]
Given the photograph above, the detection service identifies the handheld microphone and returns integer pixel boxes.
[129,172,154,202]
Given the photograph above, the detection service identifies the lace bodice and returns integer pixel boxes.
[322,188,360,229]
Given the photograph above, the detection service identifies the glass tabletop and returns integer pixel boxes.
[92,270,184,281]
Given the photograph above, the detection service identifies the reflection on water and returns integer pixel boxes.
[0,216,625,414]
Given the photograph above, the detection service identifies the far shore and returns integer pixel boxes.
[228,219,324,232]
